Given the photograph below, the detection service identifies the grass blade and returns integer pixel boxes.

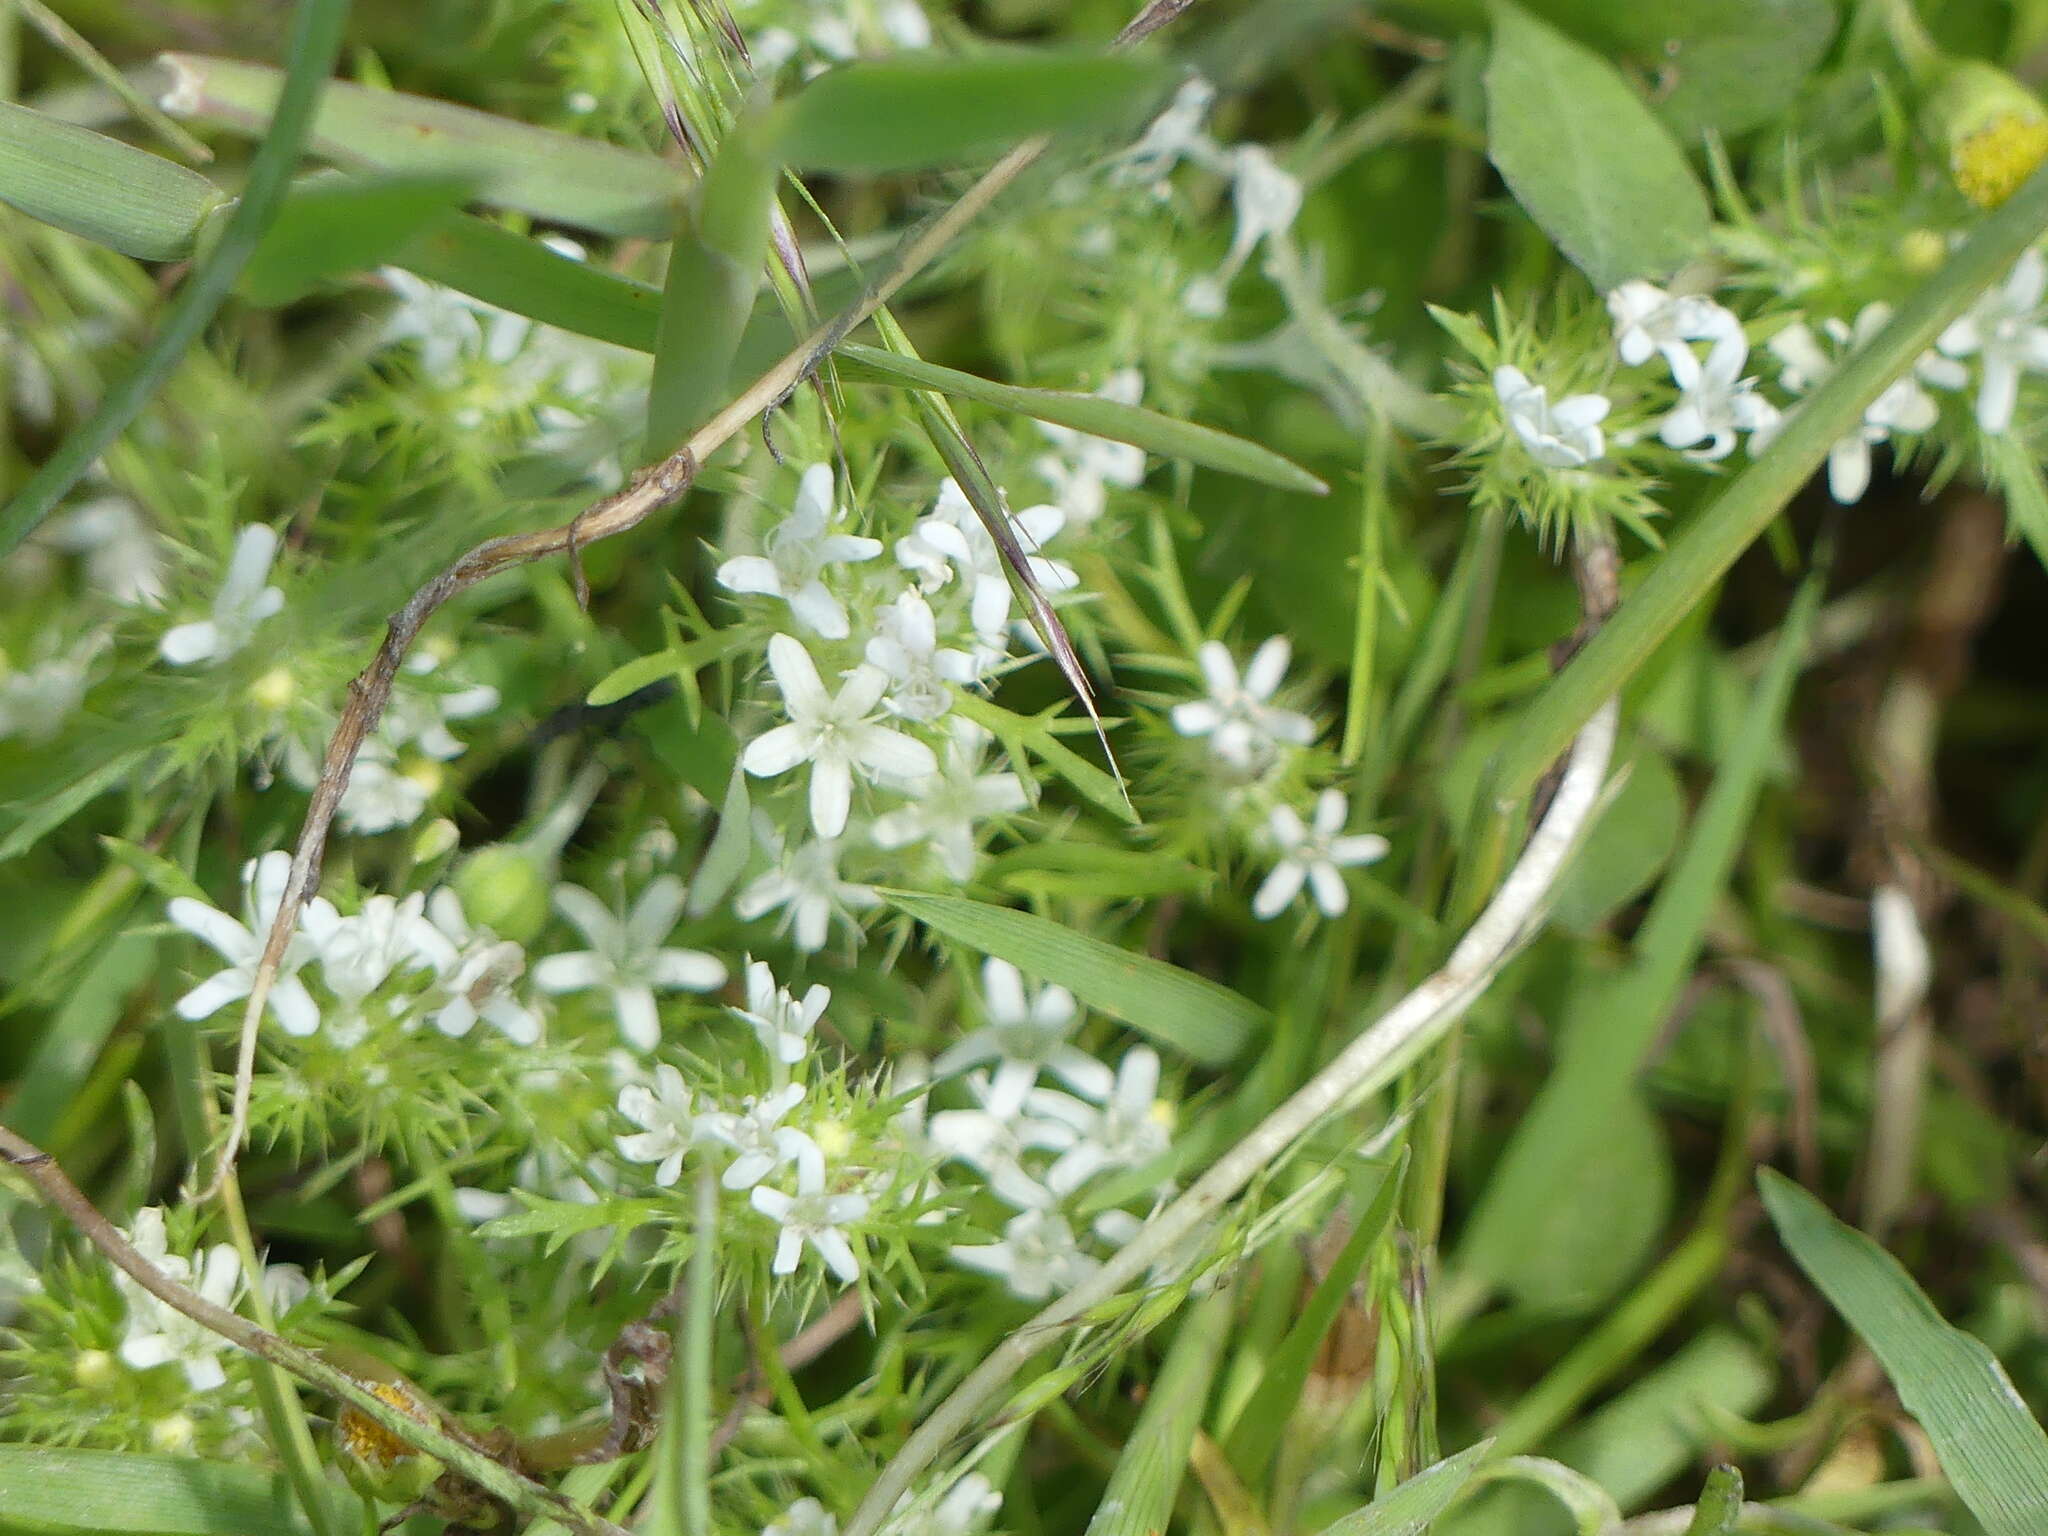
[1760,1169,2048,1536]
[1,0,353,559]
[241,172,475,305]
[1311,1441,1493,1536]
[1082,1285,1235,1536]
[0,100,221,258]
[835,343,1327,494]
[879,889,1262,1066]
[0,1446,353,1535]
[394,214,663,350]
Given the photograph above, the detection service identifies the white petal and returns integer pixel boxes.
[810,756,853,839]
[811,1228,861,1283]
[175,970,251,1021]
[651,949,726,991]
[1827,436,1872,504]
[766,633,828,717]
[613,985,661,1051]
[1307,862,1350,918]
[744,723,814,779]
[718,555,786,597]
[852,724,937,783]
[1195,641,1238,698]
[157,621,222,666]
[270,978,322,1038]
[1244,637,1291,699]
[1252,860,1306,919]
[551,884,618,948]
[1330,834,1390,867]
[168,899,255,962]
[789,581,850,639]
[532,951,604,993]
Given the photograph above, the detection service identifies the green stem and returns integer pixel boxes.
[1495,163,2048,804]
[0,0,351,556]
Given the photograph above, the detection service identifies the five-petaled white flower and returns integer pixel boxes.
[736,827,880,953]
[1492,365,1609,469]
[532,877,726,1051]
[716,464,882,639]
[1037,1046,1170,1195]
[423,889,541,1044]
[950,1206,1099,1301]
[1934,247,2048,433]
[300,892,448,1047]
[1254,789,1390,920]
[1606,281,1743,373]
[115,1209,242,1391]
[1170,637,1317,771]
[616,1063,699,1187]
[936,958,1113,1120]
[159,524,286,667]
[870,720,1028,882]
[1762,305,1940,504]
[1659,328,1780,462]
[743,634,938,839]
[167,850,332,1038]
[865,588,979,722]
[734,957,830,1067]
[895,479,1077,619]
[1185,145,1303,317]
[698,1083,811,1189]
[750,1145,869,1282]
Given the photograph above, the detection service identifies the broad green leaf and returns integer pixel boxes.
[773,50,1167,173]
[242,172,474,305]
[1627,0,1837,139]
[158,53,685,236]
[1483,2,1711,290]
[835,344,1328,494]
[880,889,1261,1065]
[1313,1442,1493,1536]
[1549,745,1683,932]
[0,101,222,259]
[0,1446,352,1535]
[1761,1170,2048,1536]
[395,214,663,350]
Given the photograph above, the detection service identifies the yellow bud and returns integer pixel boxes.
[1925,60,2048,208]
[401,758,444,798]
[1897,228,1947,274]
[1148,1098,1177,1135]
[248,666,295,711]
[335,1380,443,1505]
[73,1348,116,1388]
[814,1119,853,1159]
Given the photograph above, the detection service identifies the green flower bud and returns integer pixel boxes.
[73,1349,117,1388]
[1924,59,2048,208]
[450,844,550,945]
[1898,228,1947,274]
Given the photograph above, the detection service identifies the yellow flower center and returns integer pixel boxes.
[337,1381,427,1469]
[1954,113,2048,208]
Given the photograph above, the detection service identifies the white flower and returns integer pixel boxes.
[166,851,332,1038]
[299,892,450,1046]
[158,524,286,666]
[1605,281,1743,372]
[387,652,500,761]
[422,888,541,1043]
[531,877,726,1051]
[1185,145,1303,315]
[1763,305,1940,504]
[950,1206,1098,1301]
[733,957,830,1066]
[895,479,1078,620]
[1935,247,2048,433]
[0,636,102,743]
[115,1209,241,1391]
[334,749,431,834]
[1492,365,1609,469]
[766,1499,840,1536]
[1658,328,1780,461]
[736,830,880,953]
[1034,369,1147,526]
[870,720,1027,881]
[865,589,978,722]
[699,1083,811,1189]
[751,1146,869,1282]
[380,267,487,381]
[1253,789,1390,920]
[1170,637,1317,771]
[46,494,164,605]
[935,958,1113,1119]
[1037,1046,1170,1195]
[717,464,882,639]
[743,634,938,839]
[616,1063,698,1187]
[1120,76,1221,188]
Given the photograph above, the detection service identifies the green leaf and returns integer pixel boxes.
[835,344,1328,494]
[879,889,1261,1065]
[1312,1442,1493,1536]
[0,1445,351,1535]
[242,172,474,305]
[1549,744,1683,932]
[1983,431,2048,571]
[587,648,686,709]
[1683,1465,1744,1535]
[158,53,686,237]
[1483,1,1711,290]
[394,214,663,350]
[1469,1458,1621,1536]
[1760,1170,2048,1536]
[1082,1286,1235,1536]
[0,101,222,259]
[1628,0,1838,139]
[773,49,1167,173]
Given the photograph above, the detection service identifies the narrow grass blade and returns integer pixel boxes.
[1760,1169,2048,1536]
[879,889,1262,1065]
[1082,1285,1234,1536]
[1470,1456,1621,1535]
[1311,1441,1492,1536]
[1224,1153,1405,1485]
[1,0,352,559]
[0,1446,354,1535]
[0,101,222,258]
[14,0,211,160]
[158,53,685,236]
[395,214,663,350]
[1495,162,2048,802]
[1685,1466,1744,1535]
[772,50,1166,173]
[835,344,1327,494]
[242,172,475,304]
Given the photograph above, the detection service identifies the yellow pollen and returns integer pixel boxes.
[337,1382,426,1468]
[1954,114,2048,208]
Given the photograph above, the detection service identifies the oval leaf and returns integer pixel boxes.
[0,101,221,260]
[1483,1,1711,291]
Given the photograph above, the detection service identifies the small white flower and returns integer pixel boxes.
[1120,76,1222,188]
[1935,247,2048,433]
[735,829,880,953]
[1605,281,1743,373]
[886,1474,1002,1536]
[46,494,165,605]
[717,464,883,639]
[1038,1046,1170,1195]
[935,958,1113,1119]
[743,634,939,839]
[0,636,103,743]
[1872,884,1932,1027]
[158,525,286,667]
[531,877,726,1051]
[927,1088,1072,1211]
[166,851,332,1038]
[750,1147,870,1282]
[865,589,978,722]
[334,748,432,834]
[616,1063,698,1187]
[1185,145,1303,315]
[699,1083,811,1190]
[1493,365,1609,469]
[895,480,1078,619]
[422,888,541,1043]
[1764,305,1940,504]
[950,1206,1098,1301]
[766,1499,840,1536]
[1253,789,1390,920]
[115,1209,241,1391]
[734,956,830,1066]
[870,720,1027,882]
[299,892,450,1046]
[1658,328,1780,462]
[1170,637,1317,771]
[1035,369,1147,526]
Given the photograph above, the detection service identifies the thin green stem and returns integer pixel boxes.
[1340,420,1390,767]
